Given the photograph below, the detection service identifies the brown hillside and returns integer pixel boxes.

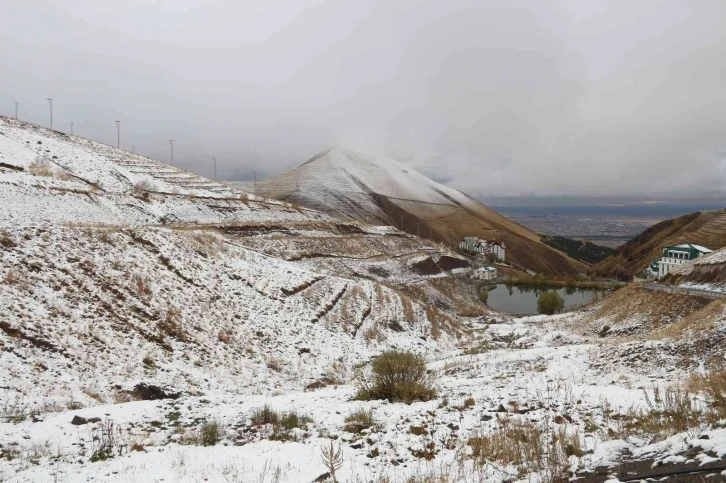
[593,209,726,278]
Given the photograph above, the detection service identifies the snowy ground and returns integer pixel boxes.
[3,306,726,483]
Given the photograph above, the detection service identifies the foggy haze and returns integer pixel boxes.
[1,0,725,199]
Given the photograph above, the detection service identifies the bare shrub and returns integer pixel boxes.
[142,354,155,368]
[190,232,226,257]
[2,269,21,285]
[133,180,154,201]
[357,351,436,404]
[0,230,16,249]
[320,440,343,483]
[400,294,415,323]
[362,324,385,345]
[158,307,186,341]
[131,273,152,299]
[266,357,282,372]
[28,156,54,177]
[89,419,126,462]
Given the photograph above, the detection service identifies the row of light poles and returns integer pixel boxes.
[13,100,235,182]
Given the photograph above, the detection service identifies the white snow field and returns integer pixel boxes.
[2,118,726,482]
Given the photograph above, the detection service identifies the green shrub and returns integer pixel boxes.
[537,291,565,315]
[199,420,221,446]
[250,405,280,426]
[357,350,436,403]
[280,410,313,430]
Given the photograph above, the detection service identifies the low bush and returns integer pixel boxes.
[357,351,436,404]
[344,409,375,433]
[199,420,221,446]
[251,405,280,426]
[180,419,222,446]
[0,230,16,249]
[280,410,313,431]
[537,291,565,315]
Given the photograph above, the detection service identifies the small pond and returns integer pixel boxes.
[484,284,610,315]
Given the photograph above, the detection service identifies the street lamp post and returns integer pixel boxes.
[115,121,120,148]
[47,98,53,130]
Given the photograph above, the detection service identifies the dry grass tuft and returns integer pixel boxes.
[688,368,726,421]
[0,230,16,249]
[344,409,375,433]
[468,418,570,480]
[28,156,54,177]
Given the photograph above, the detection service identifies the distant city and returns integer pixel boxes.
[484,197,726,247]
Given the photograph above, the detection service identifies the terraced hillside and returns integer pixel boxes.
[241,148,588,276]
[594,209,726,279]
[0,116,477,408]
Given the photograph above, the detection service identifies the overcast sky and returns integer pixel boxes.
[1,0,725,199]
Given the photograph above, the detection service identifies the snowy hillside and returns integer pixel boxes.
[243,148,588,276]
[668,246,726,293]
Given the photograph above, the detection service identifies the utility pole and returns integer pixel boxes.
[213,157,217,181]
[253,171,257,195]
[70,122,74,135]
[47,98,53,131]
[115,121,120,148]
[169,140,174,165]
[14,102,18,120]
[132,145,136,154]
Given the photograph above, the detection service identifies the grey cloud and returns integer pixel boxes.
[1,0,725,198]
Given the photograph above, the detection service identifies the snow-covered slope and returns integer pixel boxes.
[244,148,589,276]
[0,118,476,405]
[667,246,726,293]
[0,116,331,227]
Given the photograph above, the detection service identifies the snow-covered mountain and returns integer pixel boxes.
[244,148,588,275]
